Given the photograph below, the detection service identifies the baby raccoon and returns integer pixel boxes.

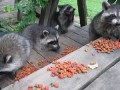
[22,24,60,51]
[0,33,30,75]
[51,4,75,34]
[89,1,120,41]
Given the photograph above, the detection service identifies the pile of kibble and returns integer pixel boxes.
[47,61,89,79]
[28,82,59,90]
[90,38,120,53]
[15,64,38,81]
[60,45,79,57]
[16,45,79,80]
[28,84,49,90]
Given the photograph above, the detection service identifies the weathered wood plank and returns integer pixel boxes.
[28,49,45,68]
[84,61,120,90]
[80,25,89,32]
[59,34,82,47]
[34,43,66,61]
[3,43,120,90]
[69,24,89,39]
[65,31,90,45]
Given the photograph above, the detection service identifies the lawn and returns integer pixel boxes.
[59,0,103,21]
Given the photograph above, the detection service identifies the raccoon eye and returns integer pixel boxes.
[109,14,116,18]
[3,55,12,64]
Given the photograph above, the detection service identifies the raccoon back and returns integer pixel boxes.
[22,24,43,47]
[0,33,31,62]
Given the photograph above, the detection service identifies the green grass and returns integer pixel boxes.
[59,0,103,21]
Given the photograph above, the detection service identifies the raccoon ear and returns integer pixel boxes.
[70,8,75,12]
[55,25,59,30]
[42,30,49,37]
[58,5,64,9]
[102,1,111,10]
[4,55,12,63]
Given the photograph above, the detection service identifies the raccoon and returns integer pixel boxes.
[22,24,60,51]
[89,1,120,41]
[0,33,30,75]
[51,4,75,34]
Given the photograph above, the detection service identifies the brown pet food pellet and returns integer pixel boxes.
[90,61,96,65]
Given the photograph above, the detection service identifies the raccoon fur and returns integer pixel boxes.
[22,24,60,51]
[51,4,75,34]
[0,33,30,74]
[89,1,120,41]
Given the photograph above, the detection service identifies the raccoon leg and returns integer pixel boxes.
[59,27,68,34]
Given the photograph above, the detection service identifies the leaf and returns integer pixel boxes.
[116,0,120,4]
[4,5,14,12]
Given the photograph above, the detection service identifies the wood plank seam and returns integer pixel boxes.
[78,57,120,90]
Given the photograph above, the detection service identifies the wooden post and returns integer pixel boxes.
[48,0,59,26]
[77,0,87,26]
[39,0,53,26]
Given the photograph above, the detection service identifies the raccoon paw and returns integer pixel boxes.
[60,30,68,34]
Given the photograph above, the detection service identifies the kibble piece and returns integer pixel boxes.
[44,86,49,90]
[28,86,33,90]
[90,61,96,65]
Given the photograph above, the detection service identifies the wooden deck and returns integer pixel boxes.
[1,0,120,90]
[2,39,120,90]
[0,24,90,89]
[0,0,91,88]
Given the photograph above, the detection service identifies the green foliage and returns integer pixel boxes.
[108,0,116,4]
[14,0,49,32]
[108,0,120,4]
[0,18,13,32]
[4,5,14,12]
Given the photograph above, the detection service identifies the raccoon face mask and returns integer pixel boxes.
[101,1,120,25]
[40,29,60,51]
[0,54,13,72]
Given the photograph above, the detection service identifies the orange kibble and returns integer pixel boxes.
[47,61,88,79]
[44,86,49,90]
[28,86,33,90]
[54,82,59,88]
[85,48,89,52]
[90,61,96,65]
[58,74,65,79]
[38,84,43,88]
[51,82,59,88]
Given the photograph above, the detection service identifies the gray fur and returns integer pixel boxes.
[0,33,30,73]
[51,4,75,34]
[22,24,60,51]
[89,1,120,41]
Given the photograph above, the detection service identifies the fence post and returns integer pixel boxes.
[77,0,87,26]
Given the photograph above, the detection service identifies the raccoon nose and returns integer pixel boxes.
[116,22,120,25]
[52,45,60,52]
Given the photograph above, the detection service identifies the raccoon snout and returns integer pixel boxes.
[116,22,120,25]
[51,45,60,52]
